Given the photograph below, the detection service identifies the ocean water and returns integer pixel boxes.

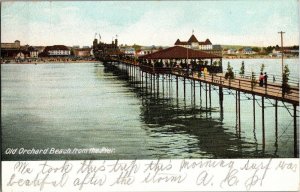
[1,59,298,160]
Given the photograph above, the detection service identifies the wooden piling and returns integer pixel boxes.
[262,96,265,148]
[294,104,298,157]
[209,84,211,108]
[150,74,152,93]
[200,81,202,107]
[219,87,223,112]
[157,74,159,97]
[183,77,186,99]
[176,76,178,98]
[145,72,148,92]
[205,83,208,110]
[162,74,164,97]
[253,95,256,130]
[141,71,144,89]
[193,80,196,106]
[238,91,241,137]
[275,100,278,140]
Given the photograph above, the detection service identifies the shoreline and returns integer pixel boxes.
[222,56,299,60]
[1,60,100,64]
[1,57,299,65]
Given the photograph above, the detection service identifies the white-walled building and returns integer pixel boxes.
[174,35,213,50]
[41,45,70,57]
[28,46,39,58]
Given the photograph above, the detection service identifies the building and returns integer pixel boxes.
[1,40,30,59]
[92,37,124,62]
[120,46,136,56]
[174,34,213,50]
[73,48,92,57]
[1,50,29,60]
[1,40,21,49]
[28,46,39,58]
[272,46,299,57]
[40,45,70,57]
[242,47,255,54]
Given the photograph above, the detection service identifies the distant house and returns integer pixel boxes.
[73,48,92,57]
[15,51,29,60]
[227,49,236,54]
[272,46,299,56]
[120,46,135,56]
[1,49,29,59]
[243,47,254,54]
[135,50,145,56]
[28,46,39,58]
[40,45,70,57]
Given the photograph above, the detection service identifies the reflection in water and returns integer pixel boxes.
[1,62,290,160]
[102,63,276,158]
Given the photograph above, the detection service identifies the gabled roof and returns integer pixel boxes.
[187,35,199,43]
[139,46,221,59]
[205,39,212,45]
[174,39,181,45]
[44,45,70,52]
[28,46,38,51]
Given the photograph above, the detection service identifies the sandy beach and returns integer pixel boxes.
[1,60,99,64]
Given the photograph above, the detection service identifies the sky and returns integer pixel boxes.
[1,1,299,47]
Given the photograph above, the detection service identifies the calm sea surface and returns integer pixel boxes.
[1,59,298,160]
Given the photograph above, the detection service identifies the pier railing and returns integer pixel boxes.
[140,65,172,74]
[172,69,299,105]
[234,70,299,87]
[104,57,299,105]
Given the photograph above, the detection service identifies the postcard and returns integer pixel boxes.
[1,1,299,191]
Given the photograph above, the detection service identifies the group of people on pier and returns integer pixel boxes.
[259,72,268,87]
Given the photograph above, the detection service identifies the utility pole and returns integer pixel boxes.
[278,31,285,77]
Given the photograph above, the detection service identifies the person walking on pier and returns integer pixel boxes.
[264,72,268,87]
[259,72,264,87]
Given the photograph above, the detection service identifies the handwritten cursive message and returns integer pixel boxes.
[2,159,299,192]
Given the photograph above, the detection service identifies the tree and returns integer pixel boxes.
[132,44,141,51]
[282,65,290,96]
[225,62,234,80]
[260,63,265,73]
[239,61,245,77]
[251,71,256,89]
[212,61,218,66]
[265,46,275,54]
[252,47,260,53]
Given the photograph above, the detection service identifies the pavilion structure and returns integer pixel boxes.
[138,46,222,74]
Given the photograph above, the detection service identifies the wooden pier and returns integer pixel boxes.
[93,39,299,157]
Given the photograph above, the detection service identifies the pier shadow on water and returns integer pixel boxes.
[102,63,277,158]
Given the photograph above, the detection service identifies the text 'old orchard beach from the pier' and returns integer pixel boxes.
[1,1,299,161]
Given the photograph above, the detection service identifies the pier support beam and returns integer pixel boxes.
[262,96,265,148]
[238,91,241,137]
[141,71,144,89]
[219,87,223,119]
[236,90,238,132]
[150,74,152,93]
[145,72,148,93]
[275,100,278,144]
[162,74,165,97]
[199,81,202,107]
[183,77,186,99]
[253,95,256,130]
[294,104,298,158]
[209,84,212,108]
[193,80,196,106]
[157,74,159,97]
[176,76,178,98]
[205,83,208,110]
